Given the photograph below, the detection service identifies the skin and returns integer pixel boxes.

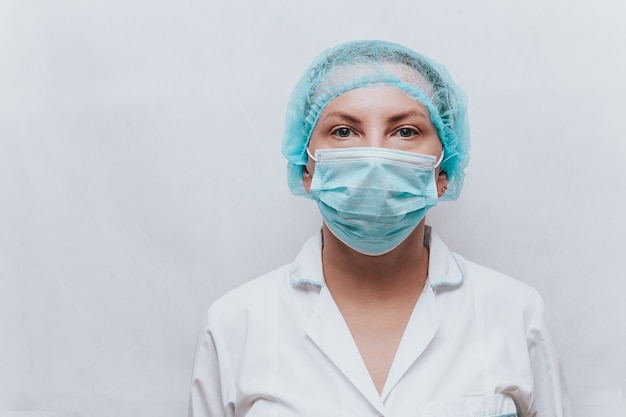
[301,85,448,395]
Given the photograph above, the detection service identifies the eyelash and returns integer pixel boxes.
[329,126,421,139]
[395,127,420,137]
[330,127,354,138]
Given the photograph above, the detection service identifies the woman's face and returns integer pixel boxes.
[302,85,446,193]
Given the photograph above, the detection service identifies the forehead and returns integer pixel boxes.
[319,85,432,119]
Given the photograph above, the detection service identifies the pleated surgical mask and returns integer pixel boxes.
[307,147,442,256]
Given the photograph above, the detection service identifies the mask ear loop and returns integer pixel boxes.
[435,149,445,168]
[306,147,318,162]
[438,150,457,168]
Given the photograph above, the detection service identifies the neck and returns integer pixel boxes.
[321,221,430,300]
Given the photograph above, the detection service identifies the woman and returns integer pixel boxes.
[188,40,571,417]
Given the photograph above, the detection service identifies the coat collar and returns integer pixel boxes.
[289,227,464,289]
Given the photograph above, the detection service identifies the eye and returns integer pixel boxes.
[331,127,353,138]
[396,127,419,138]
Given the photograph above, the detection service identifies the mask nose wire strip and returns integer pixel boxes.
[308,147,445,167]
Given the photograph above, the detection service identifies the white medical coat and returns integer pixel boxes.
[188,230,571,417]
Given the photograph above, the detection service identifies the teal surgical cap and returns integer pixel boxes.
[281,40,470,201]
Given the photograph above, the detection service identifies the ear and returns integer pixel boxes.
[436,170,448,198]
[302,163,313,194]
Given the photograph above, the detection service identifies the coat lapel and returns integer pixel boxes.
[305,285,388,415]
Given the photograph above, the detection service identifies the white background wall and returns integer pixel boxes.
[1,0,624,416]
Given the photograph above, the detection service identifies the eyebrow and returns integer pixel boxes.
[320,111,362,125]
[320,109,429,125]
[386,109,429,124]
